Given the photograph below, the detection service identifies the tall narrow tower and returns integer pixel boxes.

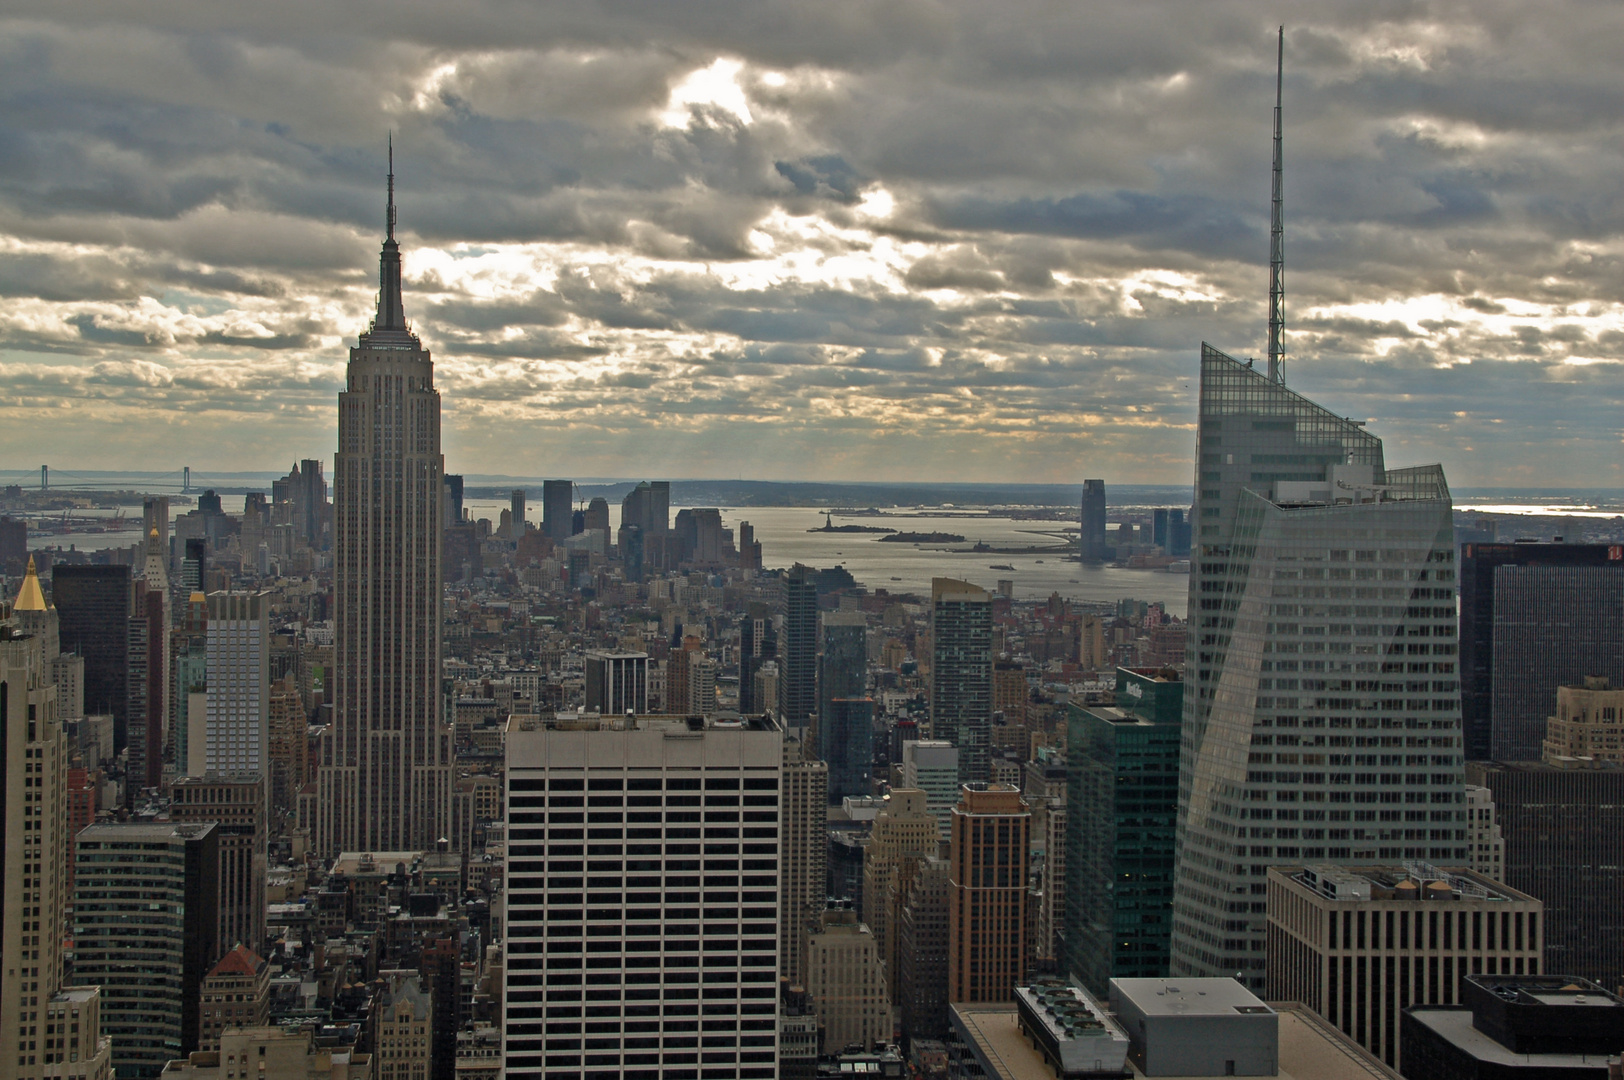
[317,148,451,857]
[1267,26,1286,384]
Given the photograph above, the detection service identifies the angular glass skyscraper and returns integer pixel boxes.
[1170,344,1468,985]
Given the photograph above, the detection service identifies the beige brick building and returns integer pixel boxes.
[3,573,114,1079]
[1266,863,1543,1070]
[806,905,891,1054]
[1543,676,1624,762]
[197,945,269,1052]
[860,788,939,996]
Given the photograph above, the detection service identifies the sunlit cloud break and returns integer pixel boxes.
[0,3,1621,486]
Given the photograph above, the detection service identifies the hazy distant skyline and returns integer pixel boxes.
[2,3,1621,485]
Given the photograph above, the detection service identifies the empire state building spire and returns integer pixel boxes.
[318,142,449,859]
[373,135,408,333]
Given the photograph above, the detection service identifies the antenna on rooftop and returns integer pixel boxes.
[1267,26,1286,385]
[387,132,396,241]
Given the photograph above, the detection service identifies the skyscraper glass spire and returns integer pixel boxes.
[1170,344,1467,984]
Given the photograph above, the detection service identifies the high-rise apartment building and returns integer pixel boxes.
[295,458,328,548]
[1466,759,1624,986]
[583,650,649,715]
[1065,667,1182,996]
[930,578,992,785]
[1265,864,1543,1070]
[738,603,774,716]
[171,591,208,777]
[896,855,952,1043]
[53,566,128,751]
[127,527,171,798]
[317,162,452,858]
[75,821,221,1078]
[1,597,114,1080]
[542,479,572,542]
[780,731,828,987]
[901,739,959,839]
[503,713,782,1080]
[203,591,269,776]
[508,487,528,541]
[805,905,891,1054]
[819,611,867,728]
[860,788,939,998]
[267,677,308,825]
[991,660,1027,728]
[1463,784,1504,881]
[171,774,267,958]
[778,566,819,734]
[737,520,761,571]
[822,698,874,802]
[948,784,1030,1004]
[1541,676,1624,762]
[442,473,464,528]
[1080,480,1108,562]
[1459,542,1624,761]
[619,481,670,536]
[1171,343,1468,986]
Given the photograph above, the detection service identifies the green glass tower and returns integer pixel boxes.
[1065,667,1183,997]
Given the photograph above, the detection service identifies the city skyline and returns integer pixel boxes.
[1,6,1621,486]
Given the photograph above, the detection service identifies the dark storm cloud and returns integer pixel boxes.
[0,2,1620,482]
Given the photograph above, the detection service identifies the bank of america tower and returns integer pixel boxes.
[1169,34,1467,985]
[316,152,453,856]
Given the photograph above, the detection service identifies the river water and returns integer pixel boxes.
[37,487,1624,621]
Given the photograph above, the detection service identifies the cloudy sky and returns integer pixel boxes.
[2,2,1621,486]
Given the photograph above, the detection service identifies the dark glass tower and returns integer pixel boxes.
[1467,760,1624,986]
[51,565,131,746]
[1458,542,1624,761]
[818,611,866,725]
[1065,667,1183,996]
[542,479,572,542]
[778,565,819,733]
[930,577,992,784]
[1080,479,1108,562]
[823,697,875,801]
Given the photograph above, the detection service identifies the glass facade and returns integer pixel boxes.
[50,565,130,746]
[778,568,818,732]
[1466,761,1624,986]
[823,697,875,801]
[1457,543,1624,761]
[1065,668,1183,996]
[1172,344,1468,986]
[930,579,993,784]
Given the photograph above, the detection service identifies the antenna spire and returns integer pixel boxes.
[372,135,407,332]
[1267,26,1285,384]
[387,132,396,241]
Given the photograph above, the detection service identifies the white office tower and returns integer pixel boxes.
[204,591,270,775]
[317,157,452,857]
[1170,344,1467,986]
[504,714,783,1080]
[902,739,960,840]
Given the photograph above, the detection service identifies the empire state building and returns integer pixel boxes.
[317,156,452,856]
